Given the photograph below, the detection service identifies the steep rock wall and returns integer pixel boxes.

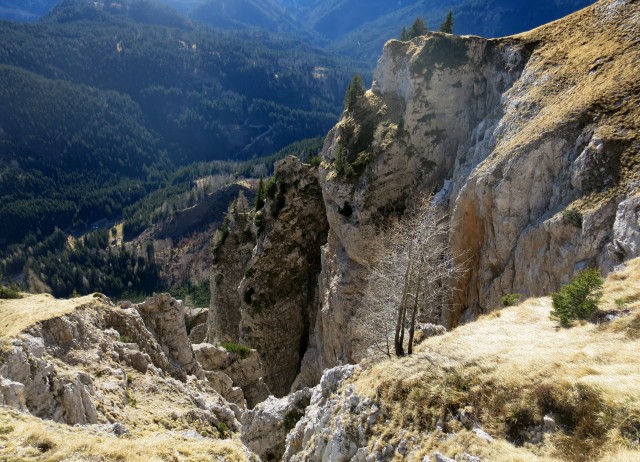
[447,0,640,323]
[207,193,256,344]
[238,157,329,396]
[206,157,329,396]
[300,33,530,378]
[299,0,639,378]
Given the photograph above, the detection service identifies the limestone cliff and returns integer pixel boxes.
[201,0,638,404]
[295,0,640,379]
[207,192,257,345]
[302,32,531,377]
[207,157,329,396]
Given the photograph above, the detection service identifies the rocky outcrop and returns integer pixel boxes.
[135,294,203,379]
[241,388,313,461]
[282,365,364,461]
[0,294,239,433]
[241,365,357,462]
[238,157,329,396]
[208,157,329,396]
[194,343,270,408]
[0,334,97,425]
[207,193,256,344]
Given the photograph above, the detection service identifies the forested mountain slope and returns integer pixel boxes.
[0,0,361,248]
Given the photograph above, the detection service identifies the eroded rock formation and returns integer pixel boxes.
[194,342,270,408]
[0,294,268,432]
[207,193,256,344]
[208,157,329,396]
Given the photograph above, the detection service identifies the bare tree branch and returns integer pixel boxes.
[358,196,465,358]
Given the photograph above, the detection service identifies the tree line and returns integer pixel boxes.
[400,12,454,41]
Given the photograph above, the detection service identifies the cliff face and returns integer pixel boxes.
[207,193,257,345]
[303,33,531,375]
[0,293,267,460]
[299,0,640,377]
[238,157,328,396]
[203,0,639,397]
[447,0,640,324]
[207,157,329,396]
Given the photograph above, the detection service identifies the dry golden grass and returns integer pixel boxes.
[352,258,640,461]
[0,294,105,340]
[0,293,247,461]
[487,0,640,205]
[0,408,250,462]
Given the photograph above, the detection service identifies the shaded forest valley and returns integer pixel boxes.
[0,0,354,302]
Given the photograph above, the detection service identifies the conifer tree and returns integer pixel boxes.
[400,26,409,41]
[408,17,427,39]
[344,74,365,111]
[439,11,454,34]
[255,178,265,211]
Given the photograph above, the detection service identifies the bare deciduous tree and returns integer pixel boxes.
[357,197,464,358]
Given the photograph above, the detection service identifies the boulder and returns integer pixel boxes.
[241,388,313,461]
[136,294,203,380]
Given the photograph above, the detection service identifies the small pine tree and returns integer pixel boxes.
[400,26,409,41]
[344,74,365,111]
[550,268,603,327]
[439,11,454,34]
[255,178,265,211]
[408,17,427,39]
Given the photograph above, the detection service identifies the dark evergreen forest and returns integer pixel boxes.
[0,0,363,248]
[0,137,324,302]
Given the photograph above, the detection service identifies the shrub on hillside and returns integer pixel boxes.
[563,209,583,228]
[501,293,521,307]
[221,342,252,358]
[0,285,22,299]
[550,268,603,327]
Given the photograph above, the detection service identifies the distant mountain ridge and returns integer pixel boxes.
[188,0,298,33]
[0,0,597,63]
[0,0,57,21]
[43,0,194,29]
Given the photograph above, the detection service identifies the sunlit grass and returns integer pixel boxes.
[351,258,640,461]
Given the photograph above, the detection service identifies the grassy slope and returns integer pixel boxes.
[351,258,640,461]
[0,407,250,462]
[489,0,640,207]
[0,293,101,340]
